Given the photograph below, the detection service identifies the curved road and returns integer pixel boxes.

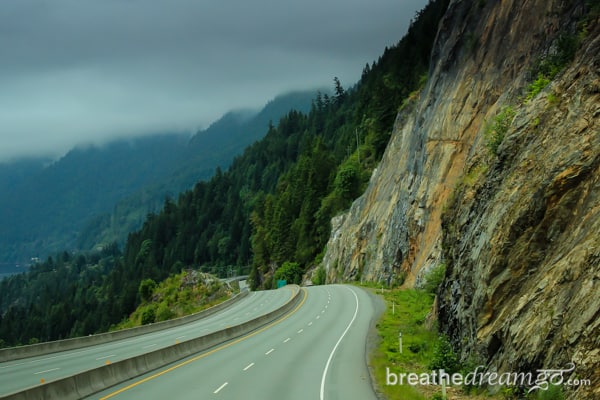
[0,287,295,396]
[92,285,380,400]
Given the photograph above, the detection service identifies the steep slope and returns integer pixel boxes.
[0,134,190,263]
[78,90,317,252]
[0,0,450,345]
[0,90,316,264]
[322,0,598,398]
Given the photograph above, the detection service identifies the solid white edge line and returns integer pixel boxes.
[319,286,359,400]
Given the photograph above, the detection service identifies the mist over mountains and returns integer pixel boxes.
[0,90,318,264]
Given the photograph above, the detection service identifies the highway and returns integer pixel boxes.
[0,287,295,397]
[91,285,380,400]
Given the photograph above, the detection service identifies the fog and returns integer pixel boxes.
[0,0,428,161]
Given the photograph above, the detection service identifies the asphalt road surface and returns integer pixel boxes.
[0,287,295,396]
[91,285,380,400]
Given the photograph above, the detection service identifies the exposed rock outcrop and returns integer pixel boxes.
[322,0,598,398]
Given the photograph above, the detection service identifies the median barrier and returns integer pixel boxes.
[0,290,249,363]
[1,285,303,400]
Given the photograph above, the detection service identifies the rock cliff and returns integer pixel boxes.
[322,0,598,398]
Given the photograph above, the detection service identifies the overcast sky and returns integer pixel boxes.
[1,0,428,162]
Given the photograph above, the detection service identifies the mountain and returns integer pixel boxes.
[117,0,448,288]
[0,134,190,263]
[2,1,596,397]
[322,0,599,398]
[0,0,447,346]
[0,90,318,264]
[0,157,49,191]
[77,90,319,252]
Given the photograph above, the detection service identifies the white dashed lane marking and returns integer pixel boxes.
[34,368,59,375]
[214,382,228,394]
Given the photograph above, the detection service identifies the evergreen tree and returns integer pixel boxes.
[0,0,450,344]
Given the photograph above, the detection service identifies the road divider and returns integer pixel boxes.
[1,286,303,400]
[0,290,249,363]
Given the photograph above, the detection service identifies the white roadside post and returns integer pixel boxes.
[399,331,402,354]
[442,378,447,399]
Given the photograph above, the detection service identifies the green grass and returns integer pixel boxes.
[366,285,567,399]
[112,270,232,330]
[365,286,503,399]
[368,287,438,400]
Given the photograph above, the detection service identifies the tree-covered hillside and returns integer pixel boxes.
[76,90,318,253]
[0,91,316,264]
[0,134,189,263]
[125,0,449,290]
[0,0,449,347]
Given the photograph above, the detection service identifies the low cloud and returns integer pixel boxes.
[0,0,427,161]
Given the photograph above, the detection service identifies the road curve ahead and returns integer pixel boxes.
[92,285,380,400]
[0,288,294,396]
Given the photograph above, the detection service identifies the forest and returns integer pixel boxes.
[0,0,449,347]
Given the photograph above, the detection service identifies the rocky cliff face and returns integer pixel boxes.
[322,0,598,398]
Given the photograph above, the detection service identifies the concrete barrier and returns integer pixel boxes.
[0,286,303,400]
[0,290,249,363]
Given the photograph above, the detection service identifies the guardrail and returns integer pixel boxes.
[1,286,303,400]
[0,290,249,363]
